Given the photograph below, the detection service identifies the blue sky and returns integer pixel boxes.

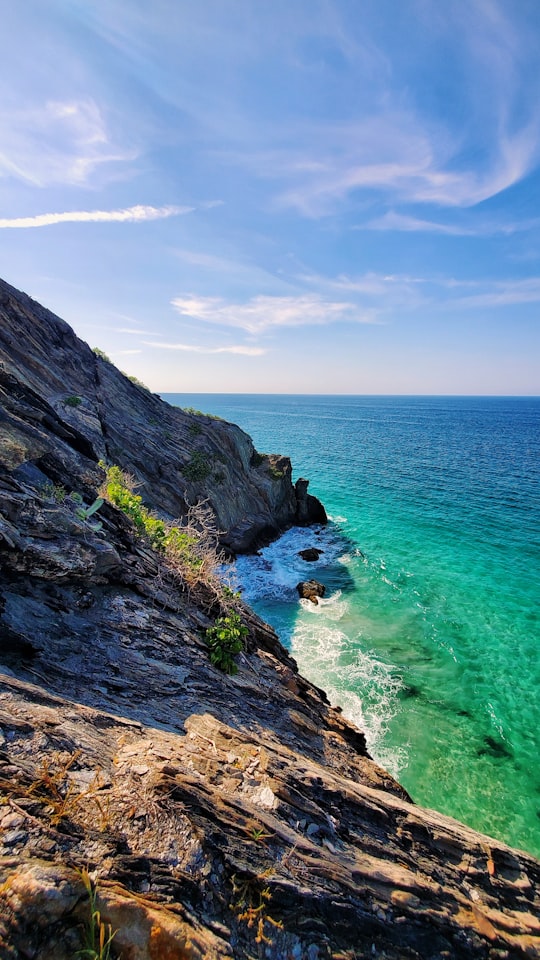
[1,0,539,394]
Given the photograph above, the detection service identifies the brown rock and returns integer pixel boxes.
[296,579,326,604]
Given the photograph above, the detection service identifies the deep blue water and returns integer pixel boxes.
[163,394,540,857]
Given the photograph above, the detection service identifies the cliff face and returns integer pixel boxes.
[0,278,324,554]
[0,279,539,960]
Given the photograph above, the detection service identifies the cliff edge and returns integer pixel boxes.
[0,279,539,959]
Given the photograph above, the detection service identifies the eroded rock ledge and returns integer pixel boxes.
[0,279,539,959]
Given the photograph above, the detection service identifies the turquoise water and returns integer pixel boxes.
[163,394,540,858]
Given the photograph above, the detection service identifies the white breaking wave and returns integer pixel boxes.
[232,522,407,776]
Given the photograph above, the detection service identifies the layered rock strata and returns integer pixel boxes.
[0,279,539,959]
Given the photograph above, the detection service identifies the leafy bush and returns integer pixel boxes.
[205,612,248,674]
[64,395,82,407]
[182,450,212,482]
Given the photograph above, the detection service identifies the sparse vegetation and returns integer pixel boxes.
[100,463,226,591]
[64,395,82,407]
[92,348,111,363]
[182,406,223,420]
[230,870,283,946]
[125,373,150,392]
[77,868,118,960]
[41,482,67,502]
[250,451,265,468]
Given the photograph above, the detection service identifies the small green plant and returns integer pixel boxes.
[188,422,202,436]
[92,348,111,363]
[76,497,104,531]
[182,450,212,482]
[251,451,265,468]
[126,374,150,391]
[269,466,284,481]
[205,612,248,674]
[77,868,117,960]
[249,825,273,842]
[64,395,82,407]
[41,482,67,502]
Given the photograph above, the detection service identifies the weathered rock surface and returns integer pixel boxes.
[0,278,539,959]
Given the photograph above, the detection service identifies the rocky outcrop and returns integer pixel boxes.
[0,278,539,959]
[296,579,327,604]
[0,278,324,554]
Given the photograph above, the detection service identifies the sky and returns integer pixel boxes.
[1,0,539,395]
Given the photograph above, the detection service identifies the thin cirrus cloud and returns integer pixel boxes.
[0,204,194,229]
[0,98,134,187]
[365,210,540,237]
[171,293,376,333]
[143,341,266,356]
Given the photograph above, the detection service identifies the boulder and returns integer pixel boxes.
[298,547,324,562]
[296,579,326,604]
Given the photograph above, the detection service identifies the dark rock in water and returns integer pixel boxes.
[298,547,324,562]
[296,579,326,604]
[295,478,327,526]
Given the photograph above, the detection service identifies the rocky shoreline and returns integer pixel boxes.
[1,278,539,959]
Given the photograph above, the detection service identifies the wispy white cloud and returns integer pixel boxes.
[114,326,164,335]
[451,276,540,308]
[0,204,193,229]
[171,293,376,333]
[365,211,478,236]
[143,341,266,356]
[266,110,540,215]
[0,98,134,187]
[364,210,540,236]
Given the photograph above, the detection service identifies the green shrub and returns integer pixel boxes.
[205,612,248,674]
[101,464,200,571]
[126,374,150,391]
[64,395,82,407]
[182,450,212,482]
[92,347,111,363]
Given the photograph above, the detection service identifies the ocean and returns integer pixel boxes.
[162,394,540,858]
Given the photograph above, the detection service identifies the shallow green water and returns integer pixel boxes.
[164,394,540,857]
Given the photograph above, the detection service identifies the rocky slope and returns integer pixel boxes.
[0,279,539,959]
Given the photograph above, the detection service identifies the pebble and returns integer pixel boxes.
[2,829,27,846]
[0,812,24,829]
[133,764,150,776]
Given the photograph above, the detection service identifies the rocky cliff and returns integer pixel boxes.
[0,279,539,960]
